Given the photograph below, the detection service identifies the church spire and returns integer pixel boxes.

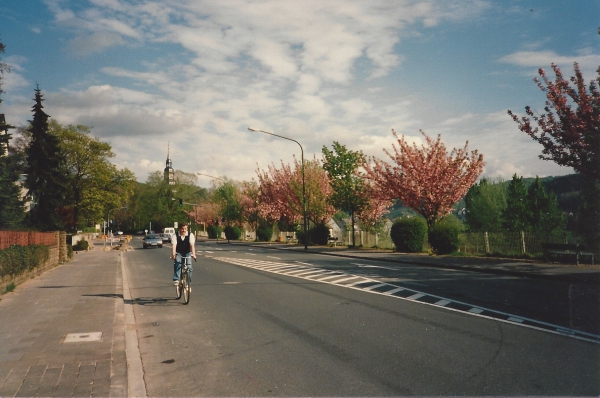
[164,142,175,185]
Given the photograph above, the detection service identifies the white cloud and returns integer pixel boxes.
[498,50,600,78]
[20,0,564,184]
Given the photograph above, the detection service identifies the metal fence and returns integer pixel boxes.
[339,230,567,256]
[0,231,57,250]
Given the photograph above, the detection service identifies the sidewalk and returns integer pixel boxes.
[0,249,127,397]
[225,240,600,285]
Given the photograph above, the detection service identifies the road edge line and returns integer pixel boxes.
[121,252,147,397]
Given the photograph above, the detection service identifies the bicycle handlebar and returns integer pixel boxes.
[176,255,197,262]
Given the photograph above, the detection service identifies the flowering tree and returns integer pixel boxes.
[364,129,485,228]
[508,62,600,252]
[508,63,599,180]
[188,202,219,230]
[300,157,335,225]
[355,184,393,246]
[257,160,300,226]
[240,180,261,232]
[256,156,334,230]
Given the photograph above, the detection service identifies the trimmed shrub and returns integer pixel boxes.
[390,217,427,252]
[206,225,222,239]
[73,238,89,251]
[224,225,242,240]
[296,229,307,246]
[256,224,273,241]
[428,223,461,255]
[0,245,50,278]
[310,224,330,245]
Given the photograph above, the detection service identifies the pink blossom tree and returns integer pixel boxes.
[364,129,485,228]
[256,156,334,230]
[356,184,393,245]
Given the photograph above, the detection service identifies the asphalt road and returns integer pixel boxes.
[125,238,599,396]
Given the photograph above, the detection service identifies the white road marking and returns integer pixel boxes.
[213,256,600,344]
[384,287,405,295]
[364,283,388,291]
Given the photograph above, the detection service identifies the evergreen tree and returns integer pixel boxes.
[526,177,566,235]
[0,38,25,228]
[502,174,529,231]
[24,87,66,231]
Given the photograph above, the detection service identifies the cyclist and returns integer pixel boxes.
[171,223,196,288]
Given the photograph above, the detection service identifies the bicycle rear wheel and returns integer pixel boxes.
[183,272,190,305]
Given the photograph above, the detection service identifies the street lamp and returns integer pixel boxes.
[247,127,307,250]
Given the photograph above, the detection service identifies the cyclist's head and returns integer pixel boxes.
[179,223,189,233]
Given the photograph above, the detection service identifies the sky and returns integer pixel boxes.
[1,0,598,188]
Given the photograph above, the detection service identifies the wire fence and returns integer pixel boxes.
[339,230,569,256]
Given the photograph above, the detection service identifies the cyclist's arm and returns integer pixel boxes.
[171,234,177,259]
[190,233,196,259]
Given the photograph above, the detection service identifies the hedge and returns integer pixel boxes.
[0,245,50,279]
[224,225,242,240]
[390,217,427,252]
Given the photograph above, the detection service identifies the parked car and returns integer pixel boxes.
[142,234,163,249]
[160,233,172,243]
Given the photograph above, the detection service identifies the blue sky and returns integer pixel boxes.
[1,0,598,187]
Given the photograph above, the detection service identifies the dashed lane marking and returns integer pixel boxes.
[213,256,600,344]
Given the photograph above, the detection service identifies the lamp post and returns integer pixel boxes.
[248,127,307,250]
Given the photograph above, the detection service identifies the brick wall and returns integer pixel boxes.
[0,231,69,295]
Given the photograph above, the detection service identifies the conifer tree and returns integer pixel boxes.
[502,174,529,231]
[24,87,66,231]
[526,177,565,235]
[0,38,25,228]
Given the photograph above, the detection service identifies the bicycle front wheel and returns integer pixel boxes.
[175,278,182,300]
[183,272,190,305]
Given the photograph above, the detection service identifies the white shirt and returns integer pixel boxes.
[171,232,195,246]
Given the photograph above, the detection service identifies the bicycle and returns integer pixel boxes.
[175,255,195,305]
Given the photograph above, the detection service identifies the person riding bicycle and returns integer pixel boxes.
[171,223,196,286]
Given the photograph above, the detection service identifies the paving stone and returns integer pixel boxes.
[35,366,62,397]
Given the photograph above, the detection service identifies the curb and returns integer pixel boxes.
[220,241,599,285]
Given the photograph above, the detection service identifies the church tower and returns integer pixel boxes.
[164,143,175,185]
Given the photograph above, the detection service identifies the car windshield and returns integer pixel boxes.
[146,234,159,239]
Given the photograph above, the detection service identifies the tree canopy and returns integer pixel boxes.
[508,63,600,181]
[365,130,485,228]
[24,87,66,231]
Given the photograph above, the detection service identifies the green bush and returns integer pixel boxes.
[310,224,330,245]
[296,229,307,246]
[256,224,273,241]
[390,217,427,252]
[73,238,89,251]
[428,223,461,255]
[0,245,50,278]
[224,225,242,240]
[206,225,222,239]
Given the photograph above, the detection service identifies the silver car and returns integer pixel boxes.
[142,234,163,249]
